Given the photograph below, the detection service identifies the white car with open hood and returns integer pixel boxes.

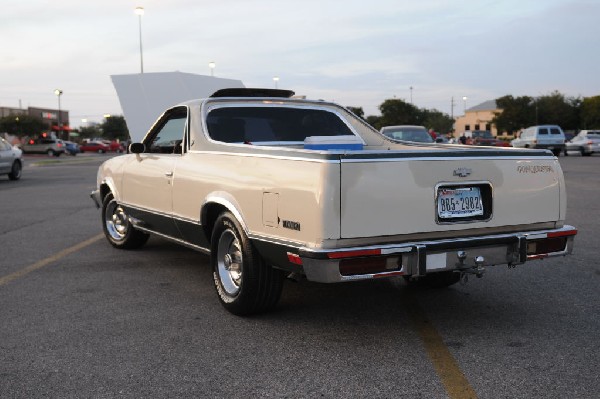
[91,88,577,315]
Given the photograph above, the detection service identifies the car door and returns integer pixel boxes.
[121,106,188,239]
[0,139,13,173]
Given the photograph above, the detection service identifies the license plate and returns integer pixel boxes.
[437,187,484,218]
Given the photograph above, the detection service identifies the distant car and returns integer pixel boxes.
[564,130,600,156]
[0,137,23,180]
[464,130,509,147]
[63,140,81,156]
[21,137,65,156]
[101,140,125,153]
[511,125,565,156]
[80,141,110,153]
[380,125,434,143]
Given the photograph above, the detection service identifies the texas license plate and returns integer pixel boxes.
[437,187,484,218]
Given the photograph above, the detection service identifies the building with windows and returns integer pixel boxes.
[0,106,70,137]
[454,100,503,138]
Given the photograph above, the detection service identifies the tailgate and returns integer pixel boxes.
[339,153,563,238]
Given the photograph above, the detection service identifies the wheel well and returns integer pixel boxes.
[100,183,111,201]
[202,203,229,242]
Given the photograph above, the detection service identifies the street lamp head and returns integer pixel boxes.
[208,61,216,69]
[134,6,144,16]
[54,89,63,96]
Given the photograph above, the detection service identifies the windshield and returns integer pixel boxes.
[381,127,433,143]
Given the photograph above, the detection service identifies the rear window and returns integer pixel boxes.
[206,107,354,143]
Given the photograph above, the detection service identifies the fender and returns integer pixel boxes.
[201,192,249,234]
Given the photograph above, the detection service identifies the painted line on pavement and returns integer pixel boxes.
[404,290,478,399]
[0,233,104,287]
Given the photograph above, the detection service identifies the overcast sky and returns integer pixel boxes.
[1,0,598,127]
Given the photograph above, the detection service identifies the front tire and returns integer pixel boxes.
[8,161,21,180]
[102,193,149,249]
[211,211,284,315]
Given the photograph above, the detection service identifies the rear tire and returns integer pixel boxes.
[102,193,149,249]
[8,161,21,180]
[211,211,284,315]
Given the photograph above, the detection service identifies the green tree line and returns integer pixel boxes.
[0,115,129,141]
[348,91,600,135]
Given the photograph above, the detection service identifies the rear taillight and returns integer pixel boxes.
[527,237,568,257]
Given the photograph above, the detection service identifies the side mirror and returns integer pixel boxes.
[129,142,145,154]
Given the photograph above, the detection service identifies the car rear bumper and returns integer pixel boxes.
[293,225,577,283]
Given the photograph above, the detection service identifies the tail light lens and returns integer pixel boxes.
[527,237,567,256]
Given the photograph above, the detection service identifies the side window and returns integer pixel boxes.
[0,139,10,150]
[146,109,187,154]
[538,128,549,135]
[550,128,561,135]
[465,124,471,131]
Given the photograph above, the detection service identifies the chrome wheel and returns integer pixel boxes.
[104,198,129,241]
[216,229,243,296]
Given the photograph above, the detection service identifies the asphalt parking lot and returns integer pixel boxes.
[0,153,598,398]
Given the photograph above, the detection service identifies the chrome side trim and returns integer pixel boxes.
[131,222,211,255]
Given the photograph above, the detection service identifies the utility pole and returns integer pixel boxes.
[451,96,455,120]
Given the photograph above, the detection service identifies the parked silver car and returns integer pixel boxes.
[0,137,23,180]
[21,136,65,156]
[564,130,600,156]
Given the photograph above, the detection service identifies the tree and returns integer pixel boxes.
[422,109,455,134]
[492,95,535,134]
[376,98,423,130]
[581,95,600,129]
[78,125,102,140]
[346,106,364,119]
[535,91,580,130]
[101,115,129,140]
[0,115,46,137]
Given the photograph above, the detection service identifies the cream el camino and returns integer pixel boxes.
[91,88,576,315]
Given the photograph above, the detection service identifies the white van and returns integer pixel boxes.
[511,125,565,156]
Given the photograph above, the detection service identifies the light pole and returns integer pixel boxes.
[273,76,279,89]
[462,96,468,114]
[410,86,413,104]
[208,61,215,76]
[134,6,144,73]
[54,89,63,139]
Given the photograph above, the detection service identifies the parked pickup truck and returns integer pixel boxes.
[91,88,577,315]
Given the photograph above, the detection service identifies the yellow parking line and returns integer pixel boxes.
[404,291,478,399]
[0,233,104,287]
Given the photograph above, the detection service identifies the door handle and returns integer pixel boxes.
[165,171,173,177]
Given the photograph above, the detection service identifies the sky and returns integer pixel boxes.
[1,0,599,128]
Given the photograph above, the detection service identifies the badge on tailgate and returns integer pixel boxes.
[436,182,493,224]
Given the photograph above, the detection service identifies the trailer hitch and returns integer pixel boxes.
[455,251,486,284]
